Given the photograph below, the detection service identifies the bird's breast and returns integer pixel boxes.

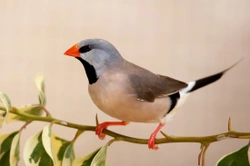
[88,72,172,123]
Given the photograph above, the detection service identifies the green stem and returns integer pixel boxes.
[1,106,250,146]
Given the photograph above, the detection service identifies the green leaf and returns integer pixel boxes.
[5,74,46,123]
[50,135,75,166]
[24,125,77,166]
[9,132,21,166]
[42,125,55,164]
[6,104,43,123]
[34,74,46,105]
[20,104,43,116]
[0,131,20,166]
[216,143,250,166]
[62,143,75,166]
[23,127,54,166]
[0,112,6,128]
[73,148,100,166]
[73,145,108,166]
[0,92,11,112]
[0,92,11,126]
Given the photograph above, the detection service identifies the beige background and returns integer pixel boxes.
[1,0,250,165]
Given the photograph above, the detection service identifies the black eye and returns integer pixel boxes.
[79,45,92,53]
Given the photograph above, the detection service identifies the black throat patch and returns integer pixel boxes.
[75,57,98,84]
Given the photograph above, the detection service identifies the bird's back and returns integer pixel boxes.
[122,61,188,102]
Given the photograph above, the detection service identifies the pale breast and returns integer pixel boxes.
[88,71,172,123]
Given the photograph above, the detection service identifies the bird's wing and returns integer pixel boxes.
[128,70,188,102]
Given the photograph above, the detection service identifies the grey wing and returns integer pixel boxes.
[129,73,188,102]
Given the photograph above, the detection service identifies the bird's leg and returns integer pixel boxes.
[148,122,165,150]
[96,121,128,139]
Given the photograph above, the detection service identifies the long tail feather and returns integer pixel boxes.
[181,58,243,94]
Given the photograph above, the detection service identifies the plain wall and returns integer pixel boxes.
[0,0,250,165]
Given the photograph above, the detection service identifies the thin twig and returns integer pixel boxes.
[40,105,51,117]
[20,121,32,131]
[72,130,84,142]
[201,143,210,166]
[228,117,232,131]
[198,144,204,166]
[1,106,250,146]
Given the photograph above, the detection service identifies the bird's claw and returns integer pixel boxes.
[95,123,107,139]
[148,135,159,150]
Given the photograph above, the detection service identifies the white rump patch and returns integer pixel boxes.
[180,81,196,94]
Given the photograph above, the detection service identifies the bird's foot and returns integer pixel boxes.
[148,122,165,150]
[95,121,128,140]
[148,133,159,150]
[95,123,108,139]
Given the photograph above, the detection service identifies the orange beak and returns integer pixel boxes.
[64,43,80,57]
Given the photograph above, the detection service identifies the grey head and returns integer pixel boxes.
[76,39,123,84]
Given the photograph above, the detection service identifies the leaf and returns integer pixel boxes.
[0,92,11,126]
[0,92,11,112]
[24,125,76,166]
[248,143,250,165]
[6,104,43,123]
[6,74,46,123]
[23,128,54,166]
[0,131,20,166]
[62,143,75,166]
[0,112,6,128]
[42,125,55,164]
[73,148,100,166]
[216,143,250,166]
[34,74,46,105]
[9,132,21,166]
[50,134,75,166]
[73,145,108,166]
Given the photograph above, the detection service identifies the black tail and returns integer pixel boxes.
[185,58,242,93]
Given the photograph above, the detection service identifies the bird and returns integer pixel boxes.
[64,38,240,150]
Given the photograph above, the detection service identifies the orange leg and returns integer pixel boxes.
[148,123,165,150]
[96,121,128,139]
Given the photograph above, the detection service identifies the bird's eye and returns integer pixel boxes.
[79,45,92,53]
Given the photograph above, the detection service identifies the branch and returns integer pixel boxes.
[1,106,250,146]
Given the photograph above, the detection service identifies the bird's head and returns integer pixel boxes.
[64,39,123,84]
